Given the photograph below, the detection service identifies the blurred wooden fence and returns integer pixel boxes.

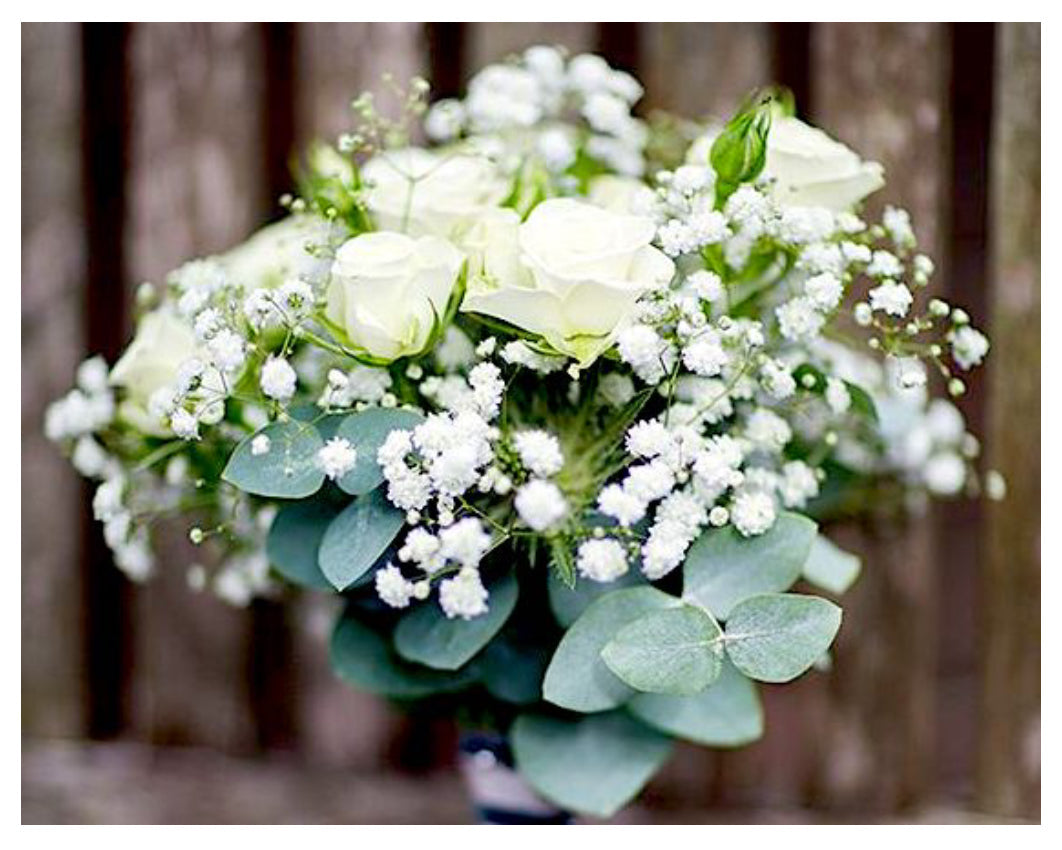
[21,22,1040,820]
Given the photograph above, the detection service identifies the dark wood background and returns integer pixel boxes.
[21,22,1040,823]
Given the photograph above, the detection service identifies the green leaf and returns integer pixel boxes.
[543,586,679,712]
[266,497,341,590]
[724,593,842,683]
[547,568,644,628]
[602,604,724,695]
[335,407,424,496]
[393,573,519,670]
[845,380,879,422]
[683,512,817,619]
[510,711,673,818]
[478,633,551,705]
[628,661,764,747]
[330,612,472,699]
[802,535,862,595]
[318,489,405,590]
[222,420,325,498]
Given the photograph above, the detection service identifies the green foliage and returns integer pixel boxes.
[222,420,325,499]
[266,496,341,589]
[628,660,763,747]
[318,489,405,590]
[510,711,673,818]
[683,512,817,619]
[330,612,473,699]
[601,604,724,695]
[543,586,680,712]
[802,535,862,595]
[724,593,842,683]
[845,380,879,422]
[394,573,519,670]
[478,633,551,706]
[335,407,424,496]
[547,568,644,628]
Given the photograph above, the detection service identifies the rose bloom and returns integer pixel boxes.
[461,198,674,364]
[325,231,464,361]
[688,113,884,212]
[361,147,510,239]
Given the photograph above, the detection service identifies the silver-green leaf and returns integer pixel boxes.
[628,660,763,747]
[222,420,325,498]
[683,512,817,619]
[724,593,842,683]
[543,586,680,713]
[394,573,519,670]
[318,489,404,590]
[802,535,862,595]
[510,711,673,818]
[266,498,340,590]
[601,604,724,695]
[335,407,424,496]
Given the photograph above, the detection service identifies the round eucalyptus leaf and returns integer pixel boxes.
[510,711,673,818]
[601,604,724,696]
[222,419,325,498]
[394,573,519,670]
[547,568,644,628]
[335,407,424,496]
[724,592,842,683]
[802,535,862,595]
[266,498,341,590]
[318,489,405,590]
[683,511,817,619]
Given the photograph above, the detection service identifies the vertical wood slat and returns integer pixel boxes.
[978,21,1041,820]
[80,23,135,739]
[465,23,595,75]
[21,22,91,739]
[810,23,949,810]
[292,22,428,769]
[125,22,265,753]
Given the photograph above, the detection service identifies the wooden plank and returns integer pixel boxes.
[807,23,950,810]
[466,23,595,73]
[21,22,91,739]
[124,22,265,752]
[977,22,1040,821]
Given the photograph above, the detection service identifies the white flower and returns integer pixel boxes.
[616,323,675,384]
[72,437,110,478]
[685,270,724,304]
[462,199,674,364]
[869,280,913,317]
[76,356,110,394]
[745,408,792,452]
[468,362,505,420]
[682,330,728,377]
[325,231,464,361]
[439,568,489,620]
[867,250,904,278]
[926,399,965,443]
[207,329,246,374]
[251,434,271,456]
[316,437,358,480]
[466,64,544,130]
[626,420,675,460]
[500,340,566,374]
[220,216,333,293]
[598,483,647,527]
[515,479,568,531]
[641,520,695,580]
[434,326,477,371]
[730,490,777,536]
[170,407,200,440]
[853,302,873,326]
[375,564,415,609]
[950,326,989,370]
[114,532,155,581]
[384,467,432,512]
[260,356,297,401]
[424,98,465,142]
[361,147,509,238]
[780,461,820,508]
[825,377,851,414]
[777,297,826,342]
[587,175,656,215]
[889,355,927,390]
[92,476,125,521]
[536,127,576,172]
[598,373,636,407]
[514,430,564,477]
[438,518,491,568]
[760,359,796,400]
[623,460,676,504]
[805,273,843,311]
[576,538,629,583]
[883,205,916,248]
[692,435,744,494]
[924,452,966,495]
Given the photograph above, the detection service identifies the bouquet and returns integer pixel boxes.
[47,45,1000,818]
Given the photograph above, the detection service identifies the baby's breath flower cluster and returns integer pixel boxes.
[46,48,1004,818]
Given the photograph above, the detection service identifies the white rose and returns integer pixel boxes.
[109,309,201,434]
[688,114,884,212]
[462,198,674,364]
[361,148,510,239]
[325,231,464,361]
[220,215,334,291]
[586,175,656,215]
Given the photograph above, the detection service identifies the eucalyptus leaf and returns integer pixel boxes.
[724,593,842,683]
[683,512,817,619]
[394,573,519,670]
[802,535,862,595]
[629,661,763,747]
[601,604,724,695]
[510,711,673,818]
[547,568,644,629]
[266,498,341,590]
[222,420,325,498]
[318,489,405,590]
[478,633,551,706]
[335,407,424,496]
[543,586,680,713]
[330,612,472,699]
